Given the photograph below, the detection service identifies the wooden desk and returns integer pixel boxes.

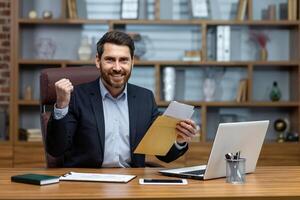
[1,166,300,200]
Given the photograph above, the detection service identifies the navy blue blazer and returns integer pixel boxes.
[46,78,188,167]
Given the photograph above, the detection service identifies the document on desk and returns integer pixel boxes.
[134,101,194,156]
[60,172,136,183]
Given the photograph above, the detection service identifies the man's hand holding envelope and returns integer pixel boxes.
[176,118,197,144]
[134,101,198,156]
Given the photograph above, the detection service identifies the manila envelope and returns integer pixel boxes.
[134,115,180,156]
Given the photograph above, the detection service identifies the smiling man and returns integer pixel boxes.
[46,31,197,168]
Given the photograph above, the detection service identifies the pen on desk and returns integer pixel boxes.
[236,151,242,180]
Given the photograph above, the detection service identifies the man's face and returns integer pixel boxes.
[96,43,133,89]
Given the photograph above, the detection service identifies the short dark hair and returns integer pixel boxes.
[96,30,135,59]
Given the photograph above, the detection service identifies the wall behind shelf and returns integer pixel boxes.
[253,68,290,101]
[20,25,109,60]
[20,0,62,19]
[206,107,294,141]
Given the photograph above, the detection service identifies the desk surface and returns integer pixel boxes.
[1,166,300,200]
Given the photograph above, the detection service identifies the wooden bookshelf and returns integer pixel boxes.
[18,18,108,25]
[7,0,300,167]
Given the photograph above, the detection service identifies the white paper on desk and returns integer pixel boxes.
[163,101,194,120]
[59,172,136,183]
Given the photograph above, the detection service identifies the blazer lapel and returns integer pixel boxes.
[127,84,138,155]
[89,78,105,157]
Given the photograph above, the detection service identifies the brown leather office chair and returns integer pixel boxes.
[40,66,162,168]
[40,66,99,167]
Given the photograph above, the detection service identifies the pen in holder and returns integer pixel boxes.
[225,152,246,184]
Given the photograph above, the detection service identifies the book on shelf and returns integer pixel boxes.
[288,0,297,20]
[236,79,247,102]
[261,9,268,20]
[267,4,276,20]
[216,26,230,61]
[236,0,247,21]
[11,174,60,186]
[67,0,78,19]
[262,4,278,20]
[279,3,288,20]
[121,0,139,19]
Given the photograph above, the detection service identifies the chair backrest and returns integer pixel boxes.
[40,66,99,167]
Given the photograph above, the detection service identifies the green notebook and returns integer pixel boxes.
[11,173,60,185]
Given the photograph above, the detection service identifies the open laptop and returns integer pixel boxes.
[160,120,269,180]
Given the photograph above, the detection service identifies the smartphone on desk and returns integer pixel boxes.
[139,178,188,185]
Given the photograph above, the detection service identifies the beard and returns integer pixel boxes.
[100,64,132,89]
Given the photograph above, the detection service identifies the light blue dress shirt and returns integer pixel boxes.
[98,79,131,167]
[54,79,186,167]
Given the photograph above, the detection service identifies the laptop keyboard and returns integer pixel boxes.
[180,169,206,175]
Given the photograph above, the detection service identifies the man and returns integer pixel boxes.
[46,31,197,168]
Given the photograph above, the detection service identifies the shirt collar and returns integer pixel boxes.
[99,78,127,101]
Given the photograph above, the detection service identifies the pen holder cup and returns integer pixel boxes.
[225,158,246,184]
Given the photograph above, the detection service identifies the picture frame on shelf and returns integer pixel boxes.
[121,0,139,19]
[189,0,209,19]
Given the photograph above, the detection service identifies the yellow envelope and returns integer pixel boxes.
[134,115,180,156]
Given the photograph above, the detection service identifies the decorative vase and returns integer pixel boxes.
[274,118,287,143]
[269,81,281,101]
[78,37,92,61]
[129,33,151,60]
[163,67,176,101]
[260,47,268,61]
[203,78,216,102]
[34,38,56,59]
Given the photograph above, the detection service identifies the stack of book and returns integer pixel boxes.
[67,0,78,19]
[182,50,201,61]
[236,79,247,102]
[216,26,231,61]
[27,129,42,142]
[19,128,42,142]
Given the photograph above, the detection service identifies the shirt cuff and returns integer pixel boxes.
[174,141,187,150]
[53,104,69,120]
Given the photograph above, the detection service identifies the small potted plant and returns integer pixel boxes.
[249,31,270,61]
